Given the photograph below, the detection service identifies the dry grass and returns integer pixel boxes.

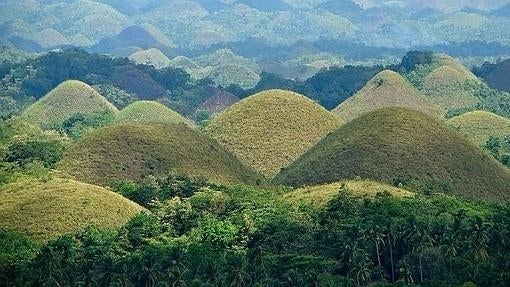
[333,70,442,122]
[447,110,510,146]
[21,80,118,129]
[0,178,143,241]
[421,66,480,112]
[283,179,414,207]
[58,122,261,186]
[205,89,342,177]
[114,101,193,126]
[128,48,171,69]
[275,107,510,202]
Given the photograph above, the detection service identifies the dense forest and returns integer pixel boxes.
[2,174,510,287]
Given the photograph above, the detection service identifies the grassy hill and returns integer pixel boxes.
[58,123,260,186]
[114,101,192,126]
[128,48,171,69]
[333,70,442,122]
[421,66,480,112]
[0,178,143,241]
[205,89,342,177]
[434,54,479,80]
[275,107,510,202]
[206,64,261,89]
[447,111,510,146]
[283,180,413,207]
[20,80,118,129]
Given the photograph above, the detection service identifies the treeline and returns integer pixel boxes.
[1,174,510,286]
[0,48,219,118]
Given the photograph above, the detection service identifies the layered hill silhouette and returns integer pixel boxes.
[129,48,171,69]
[275,108,510,202]
[448,111,510,146]
[20,80,118,128]
[0,178,143,241]
[333,70,442,122]
[58,123,260,186]
[114,101,191,126]
[421,65,479,112]
[196,87,239,116]
[434,54,479,80]
[205,89,342,177]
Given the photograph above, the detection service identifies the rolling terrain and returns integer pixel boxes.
[447,110,510,146]
[58,122,261,186]
[20,80,118,129]
[0,178,143,241]
[333,70,442,122]
[114,101,192,126]
[205,89,342,177]
[275,107,510,202]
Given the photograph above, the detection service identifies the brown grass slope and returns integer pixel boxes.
[333,70,442,122]
[114,101,193,126]
[447,110,510,146]
[0,178,143,241]
[58,123,261,186]
[421,66,480,112]
[21,80,118,128]
[205,89,343,177]
[129,48,171,69]
[434,54,479,81]
[275,107,510,202]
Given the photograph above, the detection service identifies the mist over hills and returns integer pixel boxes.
[1,0,509,56]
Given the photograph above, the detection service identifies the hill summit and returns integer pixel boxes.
[58,122,260,186]
[447,110,510,146]
[333,70,442,122]
[114,101,192,126]
[0,178,143,241]
[205,89,342,177]
[128,48,171,69]
[21,80,118,128]
[275,107,510,202]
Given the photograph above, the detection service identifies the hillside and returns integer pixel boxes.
[275,108,510,202]
[205,89,342,177]
[114,101,192,126]
[434,54,479,80]
[333,70,442,122]
[447,111,510,146]
[58,123,260,186]
[20,80,118,128]
[421,66,480,112]
[283,180,413,207]
[128,48,171,69]
[0,178,143,241]
[196,87,239,116]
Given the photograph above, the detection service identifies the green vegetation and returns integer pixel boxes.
[333,70,442,122]
[114,101,192,126]
[20,80,118,129]
[275,108,510,202]
[420,66,480,112]
[284,179,413,206]
[3,181,510,286]
[58,122,261,186]
[206,89,342,177]
[0,178,143,241]
[447,111,510,146]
